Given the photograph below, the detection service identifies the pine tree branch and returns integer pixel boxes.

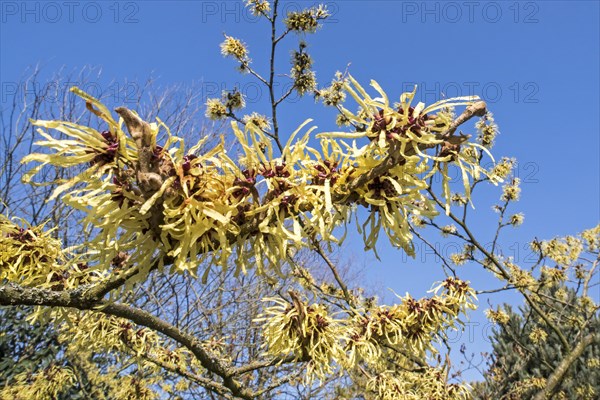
[532,333,598,400]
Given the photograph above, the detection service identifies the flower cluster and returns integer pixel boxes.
[224,90,245,109]
[536,235,584,266]
[18,79,494,286]
[0,364,76,400]
[509,212,524,226]
[366,368,470,400]
[0,216,97,290]
[59,311,162,356]
[205,90,245,120]
[220,35,249,61]
[540,265,567,284]
[291,42,316,96]
[317,77,493,255]
[258,278,476,390]
[505,260,537,289]
[581,225,600,251]
[451,192,468,205]
[284,4,329,33]
[489,156,514,183]
[510,377,547,397]
[485,308,510,324]
[0,216,62,287]
[205,98,228,120]
[528,327,548,344]
[257,295,343,380]
[476,111,498,147]
[245,0,270,16]
[55,310,201,381]
[243,112,271,131]
[317,71,347,107]
[220,35,252,73]
[501,177,521,202]
[441,224,458,237]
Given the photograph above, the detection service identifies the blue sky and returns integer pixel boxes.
[2,0,599,382]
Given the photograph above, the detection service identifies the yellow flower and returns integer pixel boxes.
[485,308,510,324]
[509,213,524,226]
[489,157,514,183]
[540,235,583,265]
[245,0,270,15]
[284,5,329,33]
[205,98,228,120]
[450,253,469,266]
[220,35,249,60]
[318,72,347,107]
[501,178,521,201]
[256,296,344,382]
[581,224,600,251]
[587,358,600,368]
[223,90,245,110]
[529,327,548,344]
[476,111,498,147]
[441,224,458,237]
[243,112,271,131]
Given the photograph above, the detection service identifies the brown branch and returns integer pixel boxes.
[583,255,599,298]
[312,241,356,307]
[426,187,572,352]
[0,283,254,400]
[115,107,162,194]
[234,354,296,375]
[136,351,235,399]
[253,367,305,397]
[268,0,284,153]
[115,107,170,239]
[443,101,487,137]
[84,255,174,302]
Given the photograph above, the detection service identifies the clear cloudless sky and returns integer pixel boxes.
[1,0,599,381]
